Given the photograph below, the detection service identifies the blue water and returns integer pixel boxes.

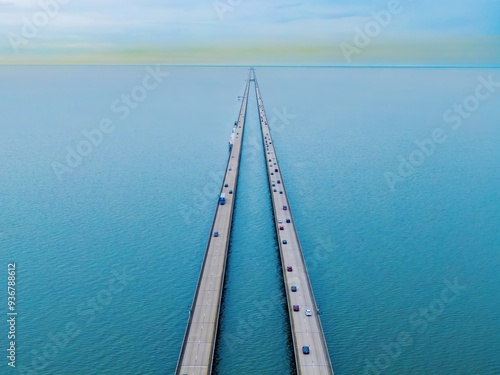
[0,66,499,375]
[214,82,293,375]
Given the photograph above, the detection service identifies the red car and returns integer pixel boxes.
[293,305,300,311]
[279,226,284,230]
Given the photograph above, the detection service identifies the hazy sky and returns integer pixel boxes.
[1,0,499,64]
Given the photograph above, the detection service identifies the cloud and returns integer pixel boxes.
[0,0,498,64]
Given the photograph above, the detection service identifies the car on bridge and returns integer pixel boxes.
[291,286,297,292]
[283,205,288,210]
[279,226,284,230]
[293,305,300,311]
[302,346,310,355]
[305,309,312,316]
[214,232,219,237]
[287,266,293,272]
[282,240,287,244]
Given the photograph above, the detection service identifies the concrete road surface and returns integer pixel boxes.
[176,72,251,375]
[254,72,334,375]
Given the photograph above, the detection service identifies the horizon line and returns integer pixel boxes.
[1,64,499,68]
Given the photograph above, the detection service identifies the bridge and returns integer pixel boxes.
[176,70,334,374]
[254,70,334,375]
[175,71,251,375]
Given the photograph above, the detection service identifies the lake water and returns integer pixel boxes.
[0,66,499,375]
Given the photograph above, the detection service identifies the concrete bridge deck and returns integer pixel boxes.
[253,70,334,375]
[175,72,251,375]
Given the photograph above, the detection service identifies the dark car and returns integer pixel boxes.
[283,205,288,210]
[302,346,310,355]
[224,183,229,187]
[287,266,293,272]
[280,191,283,194]
[275,169,278,172]
[282,240,287,244]
[229,190,233,194]
[277,180,281,184]
[286,219,291,223]
[214,232,219,237]
[274,189,277,192]
[293,305,300,311]
[279,226,284,230]
[291,286,297,292]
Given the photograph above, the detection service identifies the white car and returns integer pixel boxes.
[305,309,312,316]
[278,220,283,224]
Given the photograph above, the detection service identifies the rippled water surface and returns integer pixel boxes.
[0,66,499,375]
